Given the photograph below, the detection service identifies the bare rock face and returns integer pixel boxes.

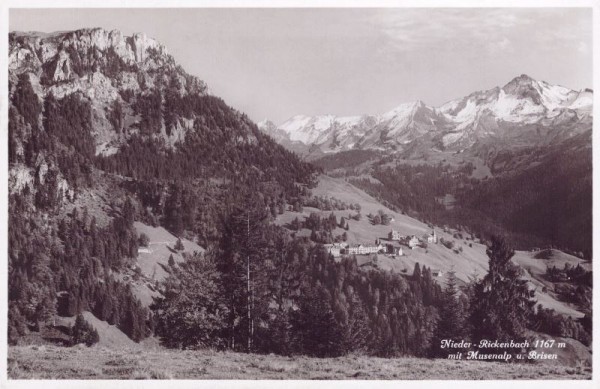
[9,28,209,156]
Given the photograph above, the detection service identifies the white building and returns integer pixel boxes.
[425,230,438,244]
[389,230,404,241]
[386,243,404,256]
[324,243,348,257]
[406,235,420,249]
[346,244,384,255]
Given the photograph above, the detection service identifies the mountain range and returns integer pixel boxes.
[259,74,592,162]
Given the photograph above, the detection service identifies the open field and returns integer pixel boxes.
[129,222,205,306]
[7,345,591,380]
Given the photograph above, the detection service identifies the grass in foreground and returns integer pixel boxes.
[7,345,591,380]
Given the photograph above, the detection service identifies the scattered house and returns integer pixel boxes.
[424,230,438,244]
[432,269,444,278]
[324,243,348,257]
[405,235,420,249]
[389,230,404,241]
[346,243,384,255]
[137,247,153,254]
[386,242,404,256]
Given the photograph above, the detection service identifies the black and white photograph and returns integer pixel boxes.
[2,1,598,385]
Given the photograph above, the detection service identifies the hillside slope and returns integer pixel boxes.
[8,27,317,347]
[277,175,587,319]
[129,222,205,307]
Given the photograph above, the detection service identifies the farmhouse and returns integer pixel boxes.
[324,243,348,257]
[432,269,444,277]
[346,244,384,255]
[424,230,438,244]
[388,230,404,241]
[405,235,420,249]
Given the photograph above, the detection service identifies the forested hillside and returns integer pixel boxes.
[346,131,592,258]
[7,28,317,347]
[7,28,591,366]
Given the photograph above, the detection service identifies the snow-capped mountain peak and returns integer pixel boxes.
[260,75,592,155]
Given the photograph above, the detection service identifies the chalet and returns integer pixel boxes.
[424,230,438,244]
[432,269,444,277]
[324,243,348,257]
[346,244,384,255]
[389,230,404,241]
[406,235,420,249]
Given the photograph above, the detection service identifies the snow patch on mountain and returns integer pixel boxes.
[262,74,592,153]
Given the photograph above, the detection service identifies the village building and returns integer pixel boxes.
[432,269,444,277]
[388,230,404,241]
[424,229,438,244]
[405,235,420,249]
[346,243,384,255]
[324,243,348,257]
[386,242,404,256]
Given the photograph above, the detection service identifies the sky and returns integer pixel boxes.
[9,8,593,124]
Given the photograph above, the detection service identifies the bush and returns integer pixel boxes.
[440,238,455,250]
[138,233,150,247]
[70,314,99,347]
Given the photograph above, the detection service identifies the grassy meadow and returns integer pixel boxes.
[7,345,591,380]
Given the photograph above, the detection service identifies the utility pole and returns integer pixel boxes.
[247,210,252,352]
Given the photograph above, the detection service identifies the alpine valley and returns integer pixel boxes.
[7,28,593,378]
[260,74,593,257]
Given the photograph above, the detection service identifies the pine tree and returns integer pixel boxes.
[340,292,372,353]
[291,283,344,357]
[174,238,184,251]
[413,263,422,279]
[430,269,466,357]
[469,236,536,355]
[216,197,270,352]
[122,197,135,226]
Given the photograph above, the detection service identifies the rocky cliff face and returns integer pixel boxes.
[9,28,208,156]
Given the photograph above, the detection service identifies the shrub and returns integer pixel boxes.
[138,233,150,247]
[440,238,455,250]
[70,314,99,347]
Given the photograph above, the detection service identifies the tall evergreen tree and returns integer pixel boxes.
[216,193,270,352]
[430,269,466,357]
[291,283,344,357]
[469,236,536,355]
